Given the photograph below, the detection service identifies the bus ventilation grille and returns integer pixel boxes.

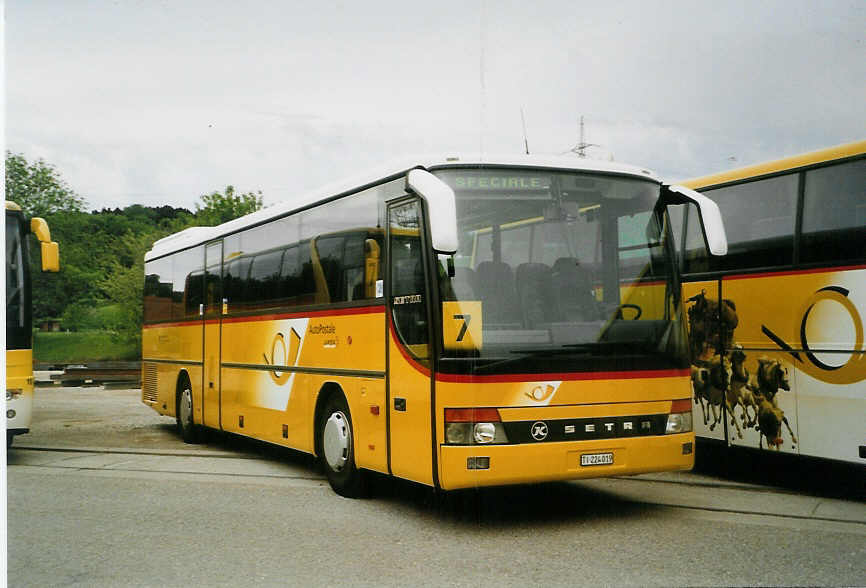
[143,363,158,403]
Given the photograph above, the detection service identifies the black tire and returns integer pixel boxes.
[6,432,13,449]
[176,379,200,444]
[317,394,366,498]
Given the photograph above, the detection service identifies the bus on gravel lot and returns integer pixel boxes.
[671,141,866,465]
[141,155,726,496]
[5,201,59,447]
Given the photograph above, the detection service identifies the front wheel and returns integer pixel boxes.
[177,382,200,443]
[318,395,366,498]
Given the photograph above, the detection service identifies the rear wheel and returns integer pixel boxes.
[318,394,366,498]
[176,380,200,443]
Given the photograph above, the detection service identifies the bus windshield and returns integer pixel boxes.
[434,168,687,375]
[6,211,31,350]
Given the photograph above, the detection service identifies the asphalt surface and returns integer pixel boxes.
[6,383,865,587]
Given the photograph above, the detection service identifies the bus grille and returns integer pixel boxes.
[142,363,158,403]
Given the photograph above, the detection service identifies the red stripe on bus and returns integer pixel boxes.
[143,305,385,329]
[722,264,866,281]
[434,368,688,384]
[221,305,385,325]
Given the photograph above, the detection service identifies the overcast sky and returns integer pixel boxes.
[5,0,865,212]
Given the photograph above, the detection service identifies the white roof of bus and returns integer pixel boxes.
[146,154,661,261]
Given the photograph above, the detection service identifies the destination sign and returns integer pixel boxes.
[452,175,549,191]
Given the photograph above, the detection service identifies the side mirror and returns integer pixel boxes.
[405,169,458,254]
[661,185,728,256]
[30,217,52,243]
[30,217,60,272]
[41,241,60,272]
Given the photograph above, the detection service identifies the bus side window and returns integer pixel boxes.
[315,235,346,303]
[800,159,866,265]
[704,174,798,272]
[342,234,366,301]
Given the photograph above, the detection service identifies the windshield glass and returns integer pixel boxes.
[433,167,687,376]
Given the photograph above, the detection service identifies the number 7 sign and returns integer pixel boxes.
[442,301,483,351]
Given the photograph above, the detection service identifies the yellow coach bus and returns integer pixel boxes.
[672,141,865,465]
[142,156,727,496]
[5,201,59,447]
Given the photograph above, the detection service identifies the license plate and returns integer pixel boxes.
[580,452,614,466]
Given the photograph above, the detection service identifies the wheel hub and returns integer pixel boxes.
[180,388,193,427]
[323,411,350,471]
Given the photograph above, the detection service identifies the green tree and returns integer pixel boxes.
[195,185,263,225]
[5,151,86,217]
[99,231,159,348]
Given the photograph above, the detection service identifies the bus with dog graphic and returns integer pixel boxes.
[672,140,865,464]
[141,155,727,496]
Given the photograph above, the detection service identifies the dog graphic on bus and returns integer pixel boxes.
[686,290,797,450]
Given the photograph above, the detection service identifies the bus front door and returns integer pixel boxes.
[386,198,436,486]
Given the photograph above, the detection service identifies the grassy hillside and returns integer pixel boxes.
[34,331,139,363]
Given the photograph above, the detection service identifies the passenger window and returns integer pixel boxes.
[143,257,173,322]
[247,249,284,307]
[800,159,866,264]
[704,173,798,272]
[315,236,345,303]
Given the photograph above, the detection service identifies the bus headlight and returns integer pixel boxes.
[473,422,496,444]
[6,389,23,401]
[444,408,510,445]
[445,422,472,445]
[665,399,693,434]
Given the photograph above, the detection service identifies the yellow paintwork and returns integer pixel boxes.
[434,370,693,489]
[387,324,434,484]
[6,350,35,435]
[440,433,693,490]
[678,140,866,189]
[143,310,693,488]
[143,309,392,475]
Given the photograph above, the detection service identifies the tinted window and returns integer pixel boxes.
[173,247,202,319]
[247,249,284,306]
[143,256,173,322]
[281,243,316,305]
[343,234,366,301]
[703,173,798,271]
[801,159,866,264]
[224,257,251,305]
[314,235,345,303]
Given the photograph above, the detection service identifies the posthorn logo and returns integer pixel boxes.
[530,421,548,441]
